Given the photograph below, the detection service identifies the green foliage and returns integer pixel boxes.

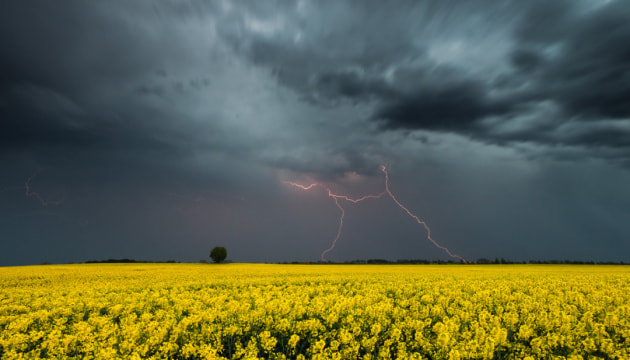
[210,246,227,263]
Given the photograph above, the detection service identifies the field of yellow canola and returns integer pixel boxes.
[1,264,629,360]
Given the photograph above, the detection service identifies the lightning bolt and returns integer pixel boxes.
[283,181,385,261]
[285,165,466,263]
[380,165,466,263]
[0,170,90,226]
[323,196,344,261]
[24,171,66,207]
[1,170,66,207]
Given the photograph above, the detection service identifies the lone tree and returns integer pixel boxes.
[210,246,227,263]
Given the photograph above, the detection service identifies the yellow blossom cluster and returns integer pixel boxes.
[1,264,629,359]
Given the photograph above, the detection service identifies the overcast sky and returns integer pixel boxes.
[1,0,629,265]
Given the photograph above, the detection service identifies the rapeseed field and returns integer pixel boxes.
[1,264,628,359]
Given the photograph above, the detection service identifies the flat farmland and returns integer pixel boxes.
[1,264,628,359]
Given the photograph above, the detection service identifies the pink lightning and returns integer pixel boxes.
[0,170,85,226]
[24,172,65,207]
[283,180,385,261]
[285,165,466,263]
[380,165,466,263]
[323,197,345,261]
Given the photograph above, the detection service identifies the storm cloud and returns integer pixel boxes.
[222,0,630,160]
[1,0,629,266]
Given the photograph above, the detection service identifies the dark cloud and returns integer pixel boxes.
[390,0,629,157]
[313,70,394,103]
[561,123,630,148]
[1,0,629,266]
[571,129,630,148]
[513,0,577,45]
[135,78,211,97]
[219,1,434,105]
[225,0,630,161]
[541,1,630,119]
[509,48,545,74]
[0,2,156,95]
[0,84,96,149]
[0,82,191,158]
[0,1,230,161]
[375,80,514,131]
[136,84,166,97]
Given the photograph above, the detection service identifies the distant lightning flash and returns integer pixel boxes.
[0,170,87,225]
[1,171,65,207]
[24,172,65,206]
[285,165,466,262]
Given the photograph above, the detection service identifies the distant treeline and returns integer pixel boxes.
[84,258,178,264]
[278,258,628,265]
[42,258,627,265]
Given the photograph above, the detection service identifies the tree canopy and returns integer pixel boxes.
[210,246,227,263]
